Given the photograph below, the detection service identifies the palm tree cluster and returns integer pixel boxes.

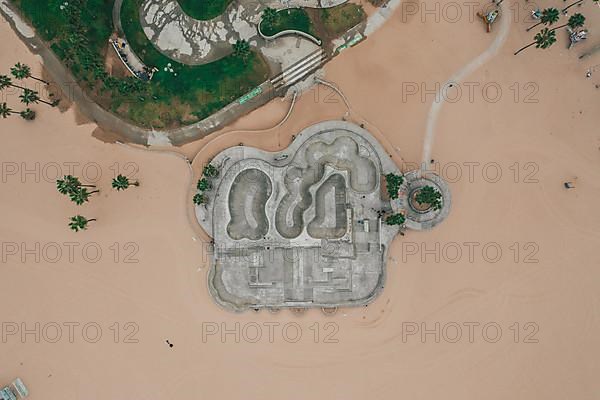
[0,103,35,120]
[415,185,443,211]
[56,174,99,206]
[203,164,219,178]
[47,0,149,99]
[232,40,251,63]
[56,173,140,232]
[262,8,278,30]
[193,163,220,206]
[385,213,406,226]
[385,173,404,200]
[0,62,58,121]
[515,2,587,56]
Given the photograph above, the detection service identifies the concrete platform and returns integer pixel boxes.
[199,121,415,311]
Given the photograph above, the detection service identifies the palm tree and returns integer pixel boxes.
[0,102,18,118]
[10,62,49,85]
[232,39,251,62]
[56,175,80,195]
[69,187,99,205]
[92,66,108,82]
[203,164,219,178]
[526,8,560,31]
[19,88,56,107]
[0,103,37,120]
[20,108,36,120]
[193,193,206,205]
[197,178,212,191]
[415,185,443,211]
[551,13,585,31]
[385,213,406,226]
[262,7,278,28]
[514,28,557,55]
[0,74,27,91]
[112,174,139,191]
[69,215,96,232]
[56,174,96,195]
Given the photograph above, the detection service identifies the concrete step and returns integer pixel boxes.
[271,49,323,85]
[271,49,327,89]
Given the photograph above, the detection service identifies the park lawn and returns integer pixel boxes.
[14,0,113,52]
[177,0,234,20]
[320,4,366,37]
[13,0,67,41]
[13,0,270,128]
[120,0,269,127]
[260,8,316,37]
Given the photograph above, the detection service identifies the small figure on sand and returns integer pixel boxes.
[585,64,600,78]
[564,177,578,189]
[477,9,500,32]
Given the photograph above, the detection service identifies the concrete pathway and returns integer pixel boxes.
[141,0,268,64]
[140,0,346,65]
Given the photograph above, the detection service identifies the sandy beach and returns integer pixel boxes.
[1,0,599,398]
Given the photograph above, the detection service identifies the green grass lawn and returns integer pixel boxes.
[320,4,366,37]
[15,0,113,51]
[260,8,316,37]
[176,0,234,20]
[120,0,269,127]
[13,0,270,129]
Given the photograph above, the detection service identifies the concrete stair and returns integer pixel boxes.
[270,49,327,89]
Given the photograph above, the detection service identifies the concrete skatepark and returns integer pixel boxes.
[195,121,451,311]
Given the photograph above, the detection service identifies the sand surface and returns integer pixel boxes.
[1,1,600,398]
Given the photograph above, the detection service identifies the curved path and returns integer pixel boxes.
[113,0,125,35]
[421,2,511,165]
[141,0,344,65]
[141,0,266,65]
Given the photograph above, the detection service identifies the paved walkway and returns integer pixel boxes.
[141,0,265,64]
[140,0,346,65]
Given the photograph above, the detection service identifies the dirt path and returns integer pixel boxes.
[421,2,511,165]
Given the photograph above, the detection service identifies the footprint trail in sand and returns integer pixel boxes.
[421,3,511,165]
